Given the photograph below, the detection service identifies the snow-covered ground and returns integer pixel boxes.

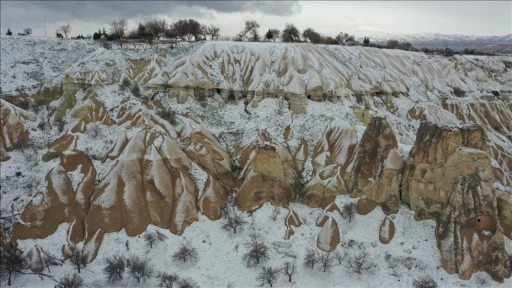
[1,36,511,287]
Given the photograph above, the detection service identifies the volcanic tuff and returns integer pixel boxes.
[1,36,512,283]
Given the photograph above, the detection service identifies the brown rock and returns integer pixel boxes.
[0,98,36,152]
[379,217,395,244]
[198,175,230,220]
[316,216,341,252]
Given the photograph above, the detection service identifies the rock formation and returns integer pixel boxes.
[0,98,36,161]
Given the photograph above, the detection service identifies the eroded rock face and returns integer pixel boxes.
[83,129,198,262]
[12,144,96,244]
[234,131,301,211]
[379,216,395,244]
[0,98,36,159]
[401,122,488,218]
[303,117,402,212]
[437,170,510,281]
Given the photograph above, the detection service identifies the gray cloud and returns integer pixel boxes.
[0,1,301,36]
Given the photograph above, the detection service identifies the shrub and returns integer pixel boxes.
[283,261,296,282]
[172,242,198,264]
[345,249,376,274]
[343,203,356,222]
[243,233,270,267]
[159,272,179,288]
[303,248,316,269]
[256,266,279,287]
[156,108,177,126]
[222,208,247,234]
[412,276,438,288]
[131,84,142,98]
[120,77,131,91]
[128,255,153,283]
[56,273,83,288]
[177,277,199,288]
[104,255,125,282]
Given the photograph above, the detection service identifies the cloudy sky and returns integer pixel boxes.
[1,1,510,39]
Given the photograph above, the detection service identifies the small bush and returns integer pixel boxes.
[342,203,356,222]
[120,78,131,91]
[303,248,317,269]
[222,208,247,234]
[104,255,125,282]
[177,277,199,288]
[128,255,153,283]
[56,273,83,288]
[243,233,270,267]
[412,276,437,288]
[156,108,177,125]
[159,272,179,288]
[144,232,157,249]
[131,84,142,98]
[345,249,376,274]
[172,242,198,264]
[256,266,279,287]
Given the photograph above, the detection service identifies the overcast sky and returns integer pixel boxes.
[1,1,510,39]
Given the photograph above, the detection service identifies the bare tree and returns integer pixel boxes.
[23,28,32,36]
[145,18,167,39]
[206,25,220,40]
[40,249,61,273]
[0,247,24,286]
[177,277,199,288]
[318,252,334,273]
[56,273,83,288]
[413,276,438,288]
[343,203,356,222]
[58,24,71,38]
[222,208,247,233]
[70,249,85,274]
[303,248,317,269]
[159,272,179,288]
[244,20,260,42]
[334,251,344,265]
[269,29,280,42]
[243,232,270,267]
[283,261,296,282]
[282,24,300,42]
[256,266,279,287]
[128,255,153,283]
[335,32,355,45]
[345,249,377,274]
[302,28,323,44]
[104,255,125,282]
[144,231,157,248]
[172,242,198,264]
[110,18,127,39]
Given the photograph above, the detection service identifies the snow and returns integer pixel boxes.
[1,36,512,287]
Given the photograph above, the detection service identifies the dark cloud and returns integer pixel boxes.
[1,1,301,35]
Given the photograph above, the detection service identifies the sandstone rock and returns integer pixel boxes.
[437,171,511,282]
[71,99,115,133]
[379,217,395,244]
[198,175,230,220]
[316,216,341,252]
[284,206,302,239]
[235,131,301,211]
[24,245,46,273]
[0,98,36,153]
[401,122,488,218]
[83,129,199,262]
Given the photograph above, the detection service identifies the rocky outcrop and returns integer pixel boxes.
[379,217,395,244]
[12,141,96,244]
[303,117,401,212]
[71,99,115,133]
[83,129,198,262]
[437,168,510,281]
[0,98,36,159]
[234,131,301,211]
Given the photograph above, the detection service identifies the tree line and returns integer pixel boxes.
[4,18,497,56]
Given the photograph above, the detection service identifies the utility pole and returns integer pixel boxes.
[44,16,47,37]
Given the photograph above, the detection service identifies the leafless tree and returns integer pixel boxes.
[70,249,85,274]
[302,28,323,44]
[243,20,260,42]
[177,277,199,288]
[283,261,296,282]
[335,32,356,45]
[104,255,125,282]
[345,249,377,274]
[110,18,127,39]
[58,24,71,38]
[222,208,247,233]
[318,252,334,272]
[256,266,279,287]
[145,18,167,39]
[144,231,157,248]
[343,202,356,222]
[303,248,317,269]
[172,242,198,264]
[334,251,344,265]
[159,272,179,288]
[128,255,153,283]
[23,28,32,36]
[0,247,24,286]
[243,232,270,267]
[413,276,438,288]
[206,25,220,40]
[56,273,83,288]
[40,249,61,273]
[282,24,300,42]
